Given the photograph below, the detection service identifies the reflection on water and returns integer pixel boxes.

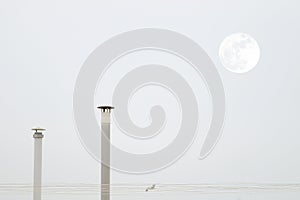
[1,183,300,200]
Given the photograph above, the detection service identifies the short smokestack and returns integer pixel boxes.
[32,127,45,200]
[97,106,114,200]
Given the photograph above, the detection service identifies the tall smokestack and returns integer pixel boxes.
[32,127,45,200]
[97,106,114,200]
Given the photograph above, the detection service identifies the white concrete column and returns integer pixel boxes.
[32,128,45,200]
[97,106,114,200]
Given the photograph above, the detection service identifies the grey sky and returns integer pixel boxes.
[0,0,299,189]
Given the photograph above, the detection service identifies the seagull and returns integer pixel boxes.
[145,184,156,192]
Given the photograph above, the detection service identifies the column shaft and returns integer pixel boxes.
[101,111,111,200]
[33,135,43,200]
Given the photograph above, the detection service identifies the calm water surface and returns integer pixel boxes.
[1,183,300,200]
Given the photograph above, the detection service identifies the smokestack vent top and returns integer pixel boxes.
[97,106,114,112]
[32,127,46,133]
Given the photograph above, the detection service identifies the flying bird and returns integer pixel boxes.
[145,184,156,192]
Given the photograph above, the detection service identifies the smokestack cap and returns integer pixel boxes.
[97,106,114,112]
[32,127,46,133]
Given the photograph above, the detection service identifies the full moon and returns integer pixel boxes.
[219,33,260,73]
